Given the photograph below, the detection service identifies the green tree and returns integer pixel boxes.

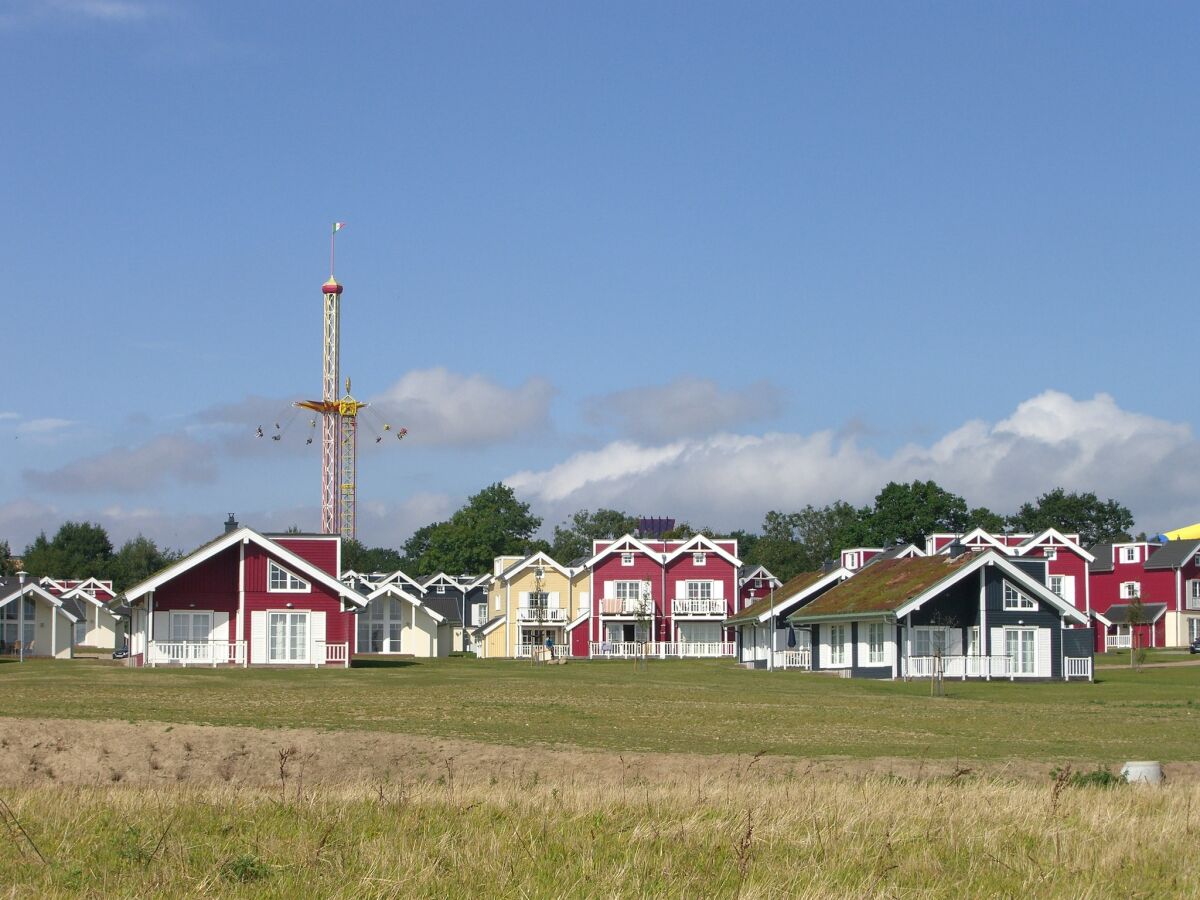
[550,508,640,561]
[342,539,404,574]
[1125,594,1146,671]
[1007,488,1134,546]
[22,522,114,579]
[965,506,1007,532]
[410,484,543,576]
[0,540,15,576]
[866,481,969,547]
[109,536,180,591]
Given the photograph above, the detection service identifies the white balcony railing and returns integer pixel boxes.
[516,643,572,659]
[671,598,727,616]
[590,641,644,658]
[517,607,568,623]
[316,641,350,668]
[646,641,735,658]
[775,649,811,670]
[599,598,654,616]
[902,655,1011,679]
[148,640,246,668]
[1064,657,1092,680]
[1106,634,1132,650]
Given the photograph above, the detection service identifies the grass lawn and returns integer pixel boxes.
[2,656,1197,763]
[1095,648,1196,667]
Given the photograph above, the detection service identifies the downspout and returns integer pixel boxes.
[768,581,776,671]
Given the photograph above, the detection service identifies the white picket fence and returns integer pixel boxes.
[902,655,1012,679]
[1106,634,1132,650]
[775,649,811,670]
[646,641,735,658]
[1064,657,1093,680]
[316,641,350,668]
[516,643,572,659]
[148,640,246,667]
[589,641,643,658]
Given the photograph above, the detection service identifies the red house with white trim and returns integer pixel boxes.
[1088,539,1200,651]
[121,525,365,667]
[583,534,740,657]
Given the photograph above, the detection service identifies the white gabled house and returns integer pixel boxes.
[0,576,84,659]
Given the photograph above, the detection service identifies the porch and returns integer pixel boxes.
[148,639,349,668]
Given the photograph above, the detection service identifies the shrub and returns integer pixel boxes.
[222,854,271,883]
[1050,765,1123,788]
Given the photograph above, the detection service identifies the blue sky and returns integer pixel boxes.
[3,1,1199,551]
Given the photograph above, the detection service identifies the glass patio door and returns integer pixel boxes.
[268,612,309,663]
[1005,628,1036,675]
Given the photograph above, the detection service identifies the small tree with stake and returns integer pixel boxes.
[1126,595,1146,671]
[632,582,653,672]
[529,566,548,666]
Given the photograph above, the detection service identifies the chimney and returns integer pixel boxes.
[821,559,836,574]
[224,513,239,534]
[948,539,967,559]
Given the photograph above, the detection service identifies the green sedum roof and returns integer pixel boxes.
[788,554,977,622]
[725,569,828,625]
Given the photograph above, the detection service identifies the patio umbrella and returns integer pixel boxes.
[787,626,797,648]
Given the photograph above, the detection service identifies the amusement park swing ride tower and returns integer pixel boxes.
[286,224,406,541]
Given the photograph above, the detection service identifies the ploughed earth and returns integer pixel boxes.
[1,717,1196,788]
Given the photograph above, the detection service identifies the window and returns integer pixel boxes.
[493,594,501,611]
[171,611,212,642]
[967,626,981,656]
[829,624,847,666]
[621,552,634,567]
[73,620,87,645]
[911,627,947,657]
[436,583,446,594]
[1043,548,1057,561]
[1189,581,1200,611]
[268,611,308,663]
[1121,581,1141,599]
[686,581,713,600]
[1048,575,1064,597]
[0,597,36,647]
[1003,582,1036,610]
[268,560,309,593]
[527,591,549,607]
[1190,618,1200,642]
[534,566,545,579]
[1122,546,1138,563]
[845,552,859,569]
[472,603,487,626]
[692,552,706,566]
[1005,627,1036,675]
[867,622,886,665]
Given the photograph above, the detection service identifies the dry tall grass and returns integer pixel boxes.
[0,763,1193,897]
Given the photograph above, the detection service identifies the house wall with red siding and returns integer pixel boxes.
[152,544,240,617]
[665,552,737,641]
[1089,544,1174,652]
[274,536,340,577]
[241,543,356,655]
[590,546,664,642]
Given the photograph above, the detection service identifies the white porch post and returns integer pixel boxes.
[51,604,57,659]
[768,582,776,672]
[979,567,988,681]
[16,574,25,663]
[148,591,155,667]
[238,540,247,666]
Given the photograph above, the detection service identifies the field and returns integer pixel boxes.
[1,657,1198,897]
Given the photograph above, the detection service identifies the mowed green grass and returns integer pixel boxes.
[1,657,1197,762]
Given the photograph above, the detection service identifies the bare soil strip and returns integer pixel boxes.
[3,717,1195,789]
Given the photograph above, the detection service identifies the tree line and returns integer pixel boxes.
[1,480,1136,589]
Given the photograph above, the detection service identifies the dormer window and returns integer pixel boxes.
[534,566,545,579]
[621,552,634,567]
[693,552,706,566]
[1002,581,1036,610]
[268,560,309,593]
[1122,547,1138,564]
[845,552,859,569]
[1043,548,1057,561]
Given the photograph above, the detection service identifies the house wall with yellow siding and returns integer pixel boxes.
[475,554,589,658]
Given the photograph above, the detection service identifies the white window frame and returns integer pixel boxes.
[621,552,635,567]
[686,580,713,601]
[866,621,886,665]
[1121,581,1141,600]
[526,591,549,608]
[828,623,849,667]
[534,566,545,579]
[1042,547,1057,561]
[1188,580,1200,611]
[1003,581,1036,611]
[1005,626,1037,676]
[845,552,859,569]
[267,560,309,593]
[967,626,981,656]
[613,580,643,601]
[1189,617,1200,642]
[910,626,949,658]
[1048,575,1064,598]
[267,610,310,664]
[692,552,706,566]
[1122,546,1138,563]
[435,583,446,594]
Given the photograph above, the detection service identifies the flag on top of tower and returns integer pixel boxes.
[333,222,347,233]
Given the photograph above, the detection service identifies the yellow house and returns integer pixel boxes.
[476,552,590,658]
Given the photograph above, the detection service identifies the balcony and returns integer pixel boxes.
[516,607,568,623]
[647,641,735,658]
[147,640,246,668]
[1106,634,1132,650]
[599,597,654,616]
[671,598,726,617]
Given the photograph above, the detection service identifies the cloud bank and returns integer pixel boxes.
[508,391,1200,534]
[584,377,784,442]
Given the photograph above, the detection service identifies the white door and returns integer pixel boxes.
[1006,628,1036,675]
[268,612,309,663]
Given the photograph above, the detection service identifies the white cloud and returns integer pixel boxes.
[370,368,554,447]
[508,391,1200,534]
[23,434,217,494]
[16,417,73,434]
[0,412,19,421]
[584,377,785,441]
[0,0,164,28]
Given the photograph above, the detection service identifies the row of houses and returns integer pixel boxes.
[2,518,1196,678]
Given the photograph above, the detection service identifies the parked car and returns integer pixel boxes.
[1189,637,1200,655]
